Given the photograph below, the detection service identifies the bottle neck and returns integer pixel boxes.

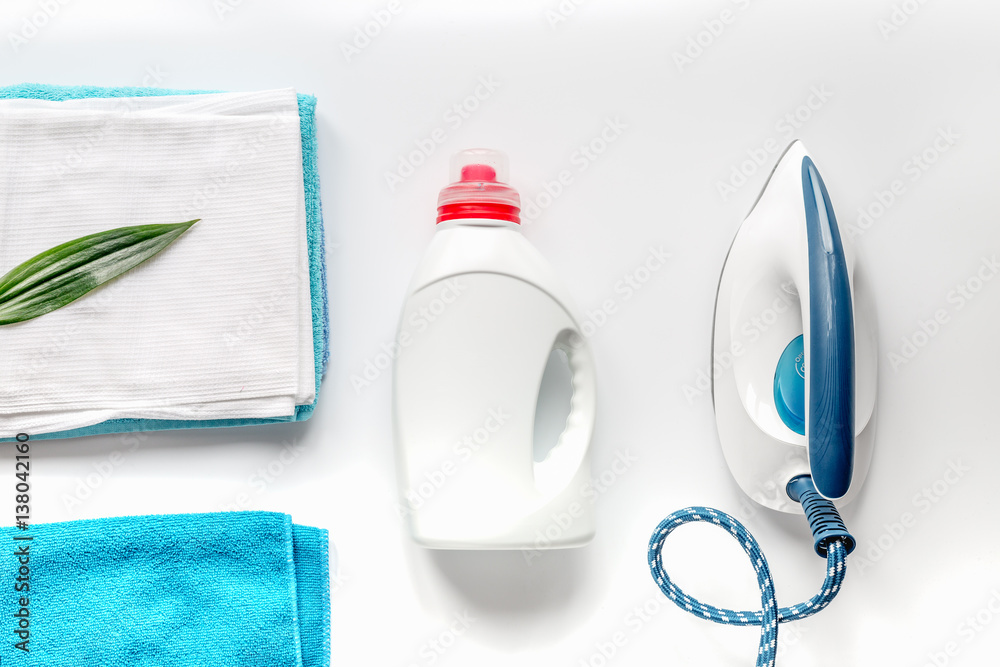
[435,218,522,231]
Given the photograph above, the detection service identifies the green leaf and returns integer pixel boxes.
[0,220,198,325]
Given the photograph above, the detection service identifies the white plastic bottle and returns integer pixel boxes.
[392,149,597,550]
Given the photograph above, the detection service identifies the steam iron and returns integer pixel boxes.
[712,140,877,510]
[649,141,874,665]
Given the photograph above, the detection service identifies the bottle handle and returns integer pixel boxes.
[533,329,596,498]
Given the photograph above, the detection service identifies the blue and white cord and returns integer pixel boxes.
[647,478,853,667]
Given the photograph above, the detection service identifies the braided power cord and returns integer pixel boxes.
[647,476,854,667]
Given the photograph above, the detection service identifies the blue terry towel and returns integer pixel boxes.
[0,512,330,666]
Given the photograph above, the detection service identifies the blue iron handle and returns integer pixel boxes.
[801,157,854,499]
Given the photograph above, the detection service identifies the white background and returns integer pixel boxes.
[3,1,1000,665]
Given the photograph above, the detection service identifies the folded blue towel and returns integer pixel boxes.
[0,512,330,666]
[0,83,330,441]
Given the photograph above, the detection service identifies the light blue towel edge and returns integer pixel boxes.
[293,524,333,667]
[0,83,330,441]
[282,514,306,667]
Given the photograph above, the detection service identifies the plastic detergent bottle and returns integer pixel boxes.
[392,148,597,550]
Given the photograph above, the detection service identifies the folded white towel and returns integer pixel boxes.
[0,88,315,437]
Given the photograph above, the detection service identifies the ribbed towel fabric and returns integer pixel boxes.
[0,86,327,439]
[0,512,330,666]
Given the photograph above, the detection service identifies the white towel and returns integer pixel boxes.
[0,88,316,437]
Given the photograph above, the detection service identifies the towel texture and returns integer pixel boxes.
[0,512,330,666]
[0,84,328,440]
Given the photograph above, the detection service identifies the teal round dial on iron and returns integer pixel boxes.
[774,334,806,435]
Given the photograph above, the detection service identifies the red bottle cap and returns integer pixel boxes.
[436,149,521,224]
